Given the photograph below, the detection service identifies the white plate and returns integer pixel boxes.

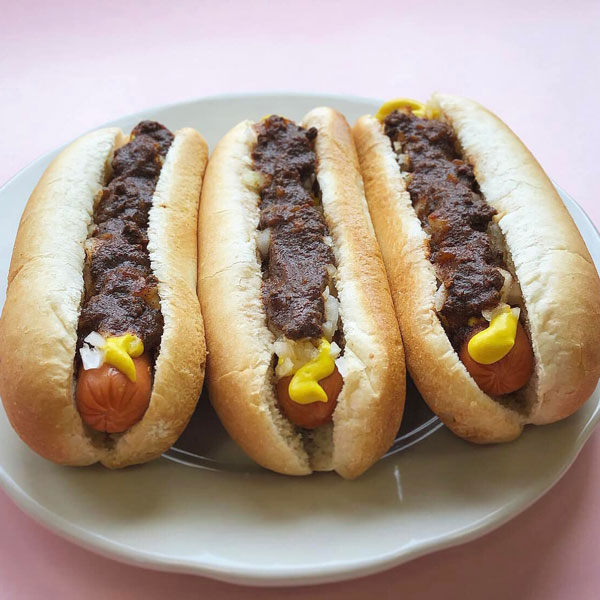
[0,94,598,587]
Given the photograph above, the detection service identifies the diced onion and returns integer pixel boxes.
[482,304,506,322]
[241,172,257,189]
[481,303,520,322]
[433,283,447,312]
[329,341,341,359]
[326,264,337,280]
[274,337,318,379]
[256,228,271,259]
[322,292,340,341]
[84,238,96,255]
[242,170,266,190]
[274,337,344,379]
[335,356,349,378]
[277,357,294,378]
[498,268,514,303]
[80,345,105,370]
[242,126,255,146]
[84,331,106,348]
[396,153,410,171]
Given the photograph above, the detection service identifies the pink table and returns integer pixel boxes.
[1,1,599,597]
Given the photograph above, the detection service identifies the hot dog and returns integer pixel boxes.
[198,108,405,478]
[0,121,208,466]
[353,95,600,442]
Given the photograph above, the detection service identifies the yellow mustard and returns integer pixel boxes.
[288,339,336,404]
[376,98,427,121]
[467,306,518,365]
[102,334,144,382]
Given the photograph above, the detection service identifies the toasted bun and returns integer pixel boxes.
[353,94,600,442]
[198,108,405,478]
[0,126,208,467]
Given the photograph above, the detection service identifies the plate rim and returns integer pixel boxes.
[0,93,598,587]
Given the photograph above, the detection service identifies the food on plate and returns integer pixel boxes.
[0,120,208,467]
[198,108,405,478]
[353,94,600,442]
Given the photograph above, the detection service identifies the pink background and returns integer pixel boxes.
[1,0,599,597]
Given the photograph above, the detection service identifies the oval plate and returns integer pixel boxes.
[0,93,598,586]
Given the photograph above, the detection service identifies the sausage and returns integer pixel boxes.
[76,354,152,433]
[276,368,344,429]
[459,322,534,396]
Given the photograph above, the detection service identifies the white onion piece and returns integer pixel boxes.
[84,331,106,348]
[329,341,341,359]
[498,268,514,303]
[433,283,447,312]
[481,303,521,322]
[273,338,289,359]
[482,303,506,322]
[242,170,266,190]
[273,337,318,379]
[276,357,294,379]
[507,281,523,305]
[241,171,257,189]
[335,356,349,378]
[84,238,96,255]
[256,228,271,259]
[80,345,104,371]
[322,293,340,341]
[396,153,410,171]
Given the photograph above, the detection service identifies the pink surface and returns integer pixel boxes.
[1,0,599,597]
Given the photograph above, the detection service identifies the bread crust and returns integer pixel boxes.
[353,94,600,442]
[198,109,405,478]
[0,126,208,466]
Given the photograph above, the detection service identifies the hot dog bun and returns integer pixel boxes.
[198,107,405,478]
[0,126,208,467]
[353,93,600,442]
